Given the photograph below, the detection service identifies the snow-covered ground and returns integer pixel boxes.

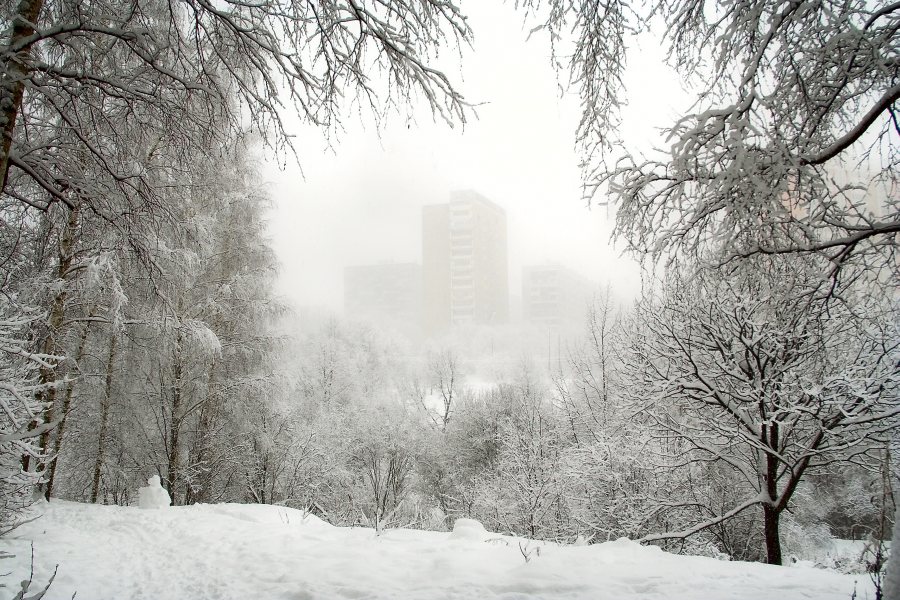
[1,500,874,600]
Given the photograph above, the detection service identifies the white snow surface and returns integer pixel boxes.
[1,500,872,600]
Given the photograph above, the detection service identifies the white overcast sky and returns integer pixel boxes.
[264,1,688,313]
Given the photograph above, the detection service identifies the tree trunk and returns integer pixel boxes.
[0,0,44,195]
[184,360,218,505]
[44,317,91,500]
[762,504,782,565]
[90,327,117,503]
[885,501,900,598]
[33,205,79,490]
[761,420,783,565]
[166,328,184,502]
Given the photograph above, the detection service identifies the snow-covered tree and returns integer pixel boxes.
[553,294,708,548]
[520,0,900,567]
[1,0,471,210]
[0,0,477,510]
[528,0,898,280]
[349,404,420,532]
[27,138,285,508]
[494,379,569,540]
[0,299,61,528]
[623,260,899,564]
[418,386,507,524]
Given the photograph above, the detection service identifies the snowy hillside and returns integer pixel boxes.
[1,501,873,600]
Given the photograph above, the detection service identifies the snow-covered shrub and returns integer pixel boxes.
[817,469,888,541]
[418,386,510,525]
[426,377,577,542]
[492,381,570,541]
[781,504,836,568]
[348,405,421,532]
[0,546,58,600]
[674,534,733,561]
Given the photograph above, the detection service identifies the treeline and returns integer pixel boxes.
[4,188,896,568]
[188,265,894,568]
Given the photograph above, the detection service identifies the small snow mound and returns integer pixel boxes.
[453,518,485,531]
[604,537,643,551]
[449,518,490,541]
[138,475,170,509]
[202,503,332,528]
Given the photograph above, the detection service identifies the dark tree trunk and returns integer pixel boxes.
[763,504,782,565]
[167,328,184,503]
[184,361,218,505]
[34,205,79,494]
[761,420,783,565]
[0,0,44,194]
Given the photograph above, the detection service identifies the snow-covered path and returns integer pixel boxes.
[2,501,870,599]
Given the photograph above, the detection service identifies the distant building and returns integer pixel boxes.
[422,190,509,335]
[344,262,423,337]
[522,264,595,330]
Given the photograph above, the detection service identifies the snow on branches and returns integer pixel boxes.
[623,259,900,563]
[528,0,900,279]
[0,298,63,527]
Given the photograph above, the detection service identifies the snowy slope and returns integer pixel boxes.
[1,500,872,600]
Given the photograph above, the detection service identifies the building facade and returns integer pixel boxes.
[522,263,595,331]
[423,191,508,335]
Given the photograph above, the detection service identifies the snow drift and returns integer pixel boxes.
[1,500,870,599]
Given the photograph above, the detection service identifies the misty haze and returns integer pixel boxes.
[1,1,897,599]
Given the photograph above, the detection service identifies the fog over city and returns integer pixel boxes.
[265,1,685,321]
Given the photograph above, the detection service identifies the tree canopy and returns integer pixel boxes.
[528,0,899,280]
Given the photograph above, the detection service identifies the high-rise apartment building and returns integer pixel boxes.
[422,191,508,334]
[522,264,595,330]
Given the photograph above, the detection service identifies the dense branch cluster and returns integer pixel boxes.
[624,261,899,563]
[0,300,59,527]
[1,0,470,214]
[527,0,899,278]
